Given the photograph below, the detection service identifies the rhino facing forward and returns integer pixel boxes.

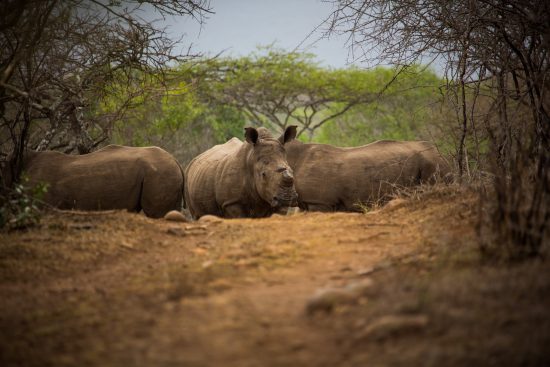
[21,145,184,218]
[185,126,298,219]
[286,140,451,212]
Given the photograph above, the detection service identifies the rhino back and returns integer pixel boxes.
[287,140,448,211]
[367,140,451,182]
[24,145,183,215]
[407,141,452,181]
[185,138,244,218]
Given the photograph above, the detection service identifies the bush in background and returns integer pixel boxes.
[0,178,48,231]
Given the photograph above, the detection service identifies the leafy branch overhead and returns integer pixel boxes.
[324,0,550,258]
[0,0,210,190]
[189,48,408,137]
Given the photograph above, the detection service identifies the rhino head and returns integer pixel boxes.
[244,125,298,209]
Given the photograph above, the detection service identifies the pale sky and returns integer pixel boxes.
[158,0,360,68]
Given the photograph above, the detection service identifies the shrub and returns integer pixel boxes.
[0,178,48,231]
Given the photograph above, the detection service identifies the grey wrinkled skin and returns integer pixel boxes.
[20,145,185,218]
[184,126,298,219]
[285,139,452,212]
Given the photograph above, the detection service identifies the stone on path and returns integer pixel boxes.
[164,210,188,222]
[354,314,429,342]
[306,278,374,315]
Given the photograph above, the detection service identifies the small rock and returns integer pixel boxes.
[196,241,212,248]
[356,267,375,276]
[192,247,208,255]
[306,288,357,315]
[120,241,135,250]
[235,258,259,267]
[164,210,188,222]
[355,314,428,342]
[198,215,223,223]
[305,278,374,315]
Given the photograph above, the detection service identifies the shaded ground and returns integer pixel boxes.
[1,187,549,366]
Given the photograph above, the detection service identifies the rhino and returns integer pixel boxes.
[285,139,451,212]
[20,145,184,218]
[185,126,298,218]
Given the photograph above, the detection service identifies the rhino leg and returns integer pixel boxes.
[304,203,334,212]
[222,203,247,218]
[141,176,183,219]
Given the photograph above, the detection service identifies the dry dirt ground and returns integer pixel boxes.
[1,187,549,367]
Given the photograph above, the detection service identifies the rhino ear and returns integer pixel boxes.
[279,125,297,145]
[244,127,259,145]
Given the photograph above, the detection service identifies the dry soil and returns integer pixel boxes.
[1,186,549,366]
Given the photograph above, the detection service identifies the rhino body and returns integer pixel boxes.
[22,145,184,218]
[285,140,451,212]
[185,127,298,219]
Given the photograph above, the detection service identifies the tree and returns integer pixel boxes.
[325,0,550,258]
[106,57,447,164]
[315,66,448,146]
[190,47,402,139]
[108,76,245,165]
[0,0,211,190]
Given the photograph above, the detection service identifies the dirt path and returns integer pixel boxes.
[1,189,549,366]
